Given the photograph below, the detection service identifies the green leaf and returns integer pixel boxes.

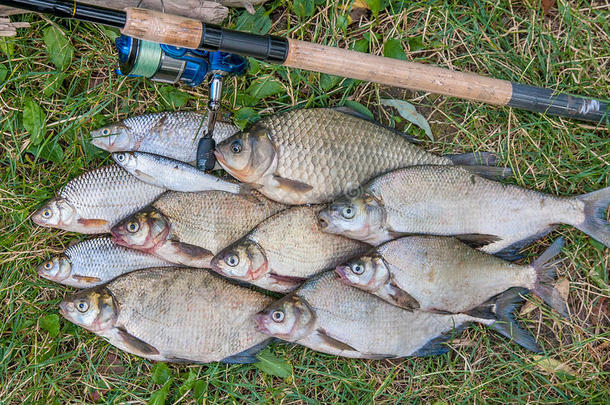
[320,73,342,91]
[43,73,65,97]
[178,370,197,397]
[159,86,190,109]
[408,36,425,52]
[247,77,284,100]
[351,38,369,53]
[247,58,261,76]
[100,26,120,42]
[151,363,172,385]
[383,39,406,60]
[365,0,381,18]
[193,380,206,402]
[40,314,60,338]
[27,142,64,164]
[43,27,74,71]
[0,65,7,84]
[342,100,374,120]
[23,98,46,145]
[255,349,292,378]
[235,8,272,35]
[381,99,433,140]
[292,0,315,19]
[0,38,15,57]
[233,107,260,130]
[148,378,173,405]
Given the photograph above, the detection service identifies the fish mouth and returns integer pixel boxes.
[110,230,128,246]
[335,265,349,281]
[317,211,337,232]
[58,301,70,319]
[253,313,270,334]
[37,266,50,279]
[213,150,226,167]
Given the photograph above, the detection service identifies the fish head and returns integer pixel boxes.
[59,288,117,333]
[210,239,268,281]
[214,127,276,184]
[32,198,77,229]
[111,208,169,251]
[253,295,315,342]
[111,152,137,171]
[90,122,133,152]
[317,193,386,242]
[37,255,72,282]
[336,254,389,292]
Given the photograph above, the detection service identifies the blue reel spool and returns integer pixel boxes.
[115,35,247,86]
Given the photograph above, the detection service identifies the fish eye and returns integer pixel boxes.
[43,261,53,270]
[341,205,355,219]
[230,140,243,154]
[41,208,52,218]
[351,263,365,275]
[102,128,110,136]
[76,300,89,313]
[271,310,285,323]
[126,221,139,233]
[224,253,239,267]
[115,153,125,162]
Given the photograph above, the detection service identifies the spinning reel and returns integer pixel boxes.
[115,35,248,170]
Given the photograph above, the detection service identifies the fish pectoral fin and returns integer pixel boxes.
[361,353,396,360]
[385,281,420,311]
[116,327,159,355]
[167,240,213,268]
[316,328,359,353]
[134,169,158,184]
[77,218,109,228]
[455,233,502,249]
[220,339,272,364]
[459,165,513,180]
[71,274,102,284]
[445,152,499,167]
[269,272,306,285]
[272,175,314,193]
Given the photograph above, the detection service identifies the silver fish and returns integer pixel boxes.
[37,237,174,288]
[112,151,244,194]
[336,236,567,316]
[90,112,239,162]
[60,268,273,363]
[255,271,541,357]
[211,205,369,292]
[319,165,610,255]
[32,165,166,234]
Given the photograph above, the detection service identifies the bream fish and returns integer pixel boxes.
[319,165,610,255]
[32,165,166,234]
[211,205,369,292]
[214,108,504,205]
[90,112,239,162]
[336,236,567,316]
[60,268,273,363]
[37,237,174,288]
[111,191,286,267]
[255,271,541,358]
[112,151,244,194]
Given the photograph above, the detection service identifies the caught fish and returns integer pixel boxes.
[111,151,244,194]
[111,191,286,267]
[214,108,503,205]
[211,205,369,292]
[37,237,174,288]
[336,236,567,316]
[32,165,166,234]
[255,271,541,358]
[319,165,610,255]
[60,268,273,363]
[90,112,239,162]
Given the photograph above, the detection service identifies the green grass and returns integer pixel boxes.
[1,0,609,403]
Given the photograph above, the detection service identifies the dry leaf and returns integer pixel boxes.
[541,0,556,14]
[532,355,576,376]
[555,278,570,302]
[344,0,369,25]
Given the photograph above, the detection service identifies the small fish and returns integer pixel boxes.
[211,205,369,292]
[318,165,610,256]
[255,271,541,358]
[336,236,567,316]
[90,112,239,162]
[214,108,503,204]
[110,191,285,267]
[59,268,273,363]
[32,165,166,234]
[111,151,244,194]
[37,237,175,288]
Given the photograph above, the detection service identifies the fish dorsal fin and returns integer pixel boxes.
[459,165,513,180]
[385,280,420,311]
[116,327,159,355]
[272,175,314,194]
[316,328,358,352]
[332,107,422,144]
[151,114,167,133]
[455,234,502,249]
[220,339,273,364]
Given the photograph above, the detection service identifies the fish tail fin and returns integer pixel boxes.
[468,288,541,353]
[575,186,610,248]
[531,238,568,317]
